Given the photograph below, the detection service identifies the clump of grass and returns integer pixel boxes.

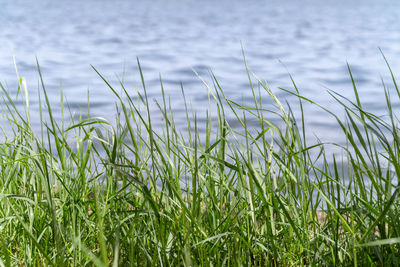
[0,56,400,266]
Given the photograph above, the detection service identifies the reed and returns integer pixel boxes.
[0,56,399,266]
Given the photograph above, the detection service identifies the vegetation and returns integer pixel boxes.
[0,56,400,266]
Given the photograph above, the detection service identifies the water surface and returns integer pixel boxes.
[1,0,400,145]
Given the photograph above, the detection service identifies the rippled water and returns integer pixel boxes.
[1,0,400,144]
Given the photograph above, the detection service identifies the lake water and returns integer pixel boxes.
[1,0,400,145]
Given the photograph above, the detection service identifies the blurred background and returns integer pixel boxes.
[1,0,400,144]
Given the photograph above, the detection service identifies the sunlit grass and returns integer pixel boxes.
[0,56,399,266]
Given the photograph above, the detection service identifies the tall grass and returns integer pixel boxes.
[0,57,399,266]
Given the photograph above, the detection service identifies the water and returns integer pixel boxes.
[1,0,400,145]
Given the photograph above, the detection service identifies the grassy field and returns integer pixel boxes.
[0,57,400,266]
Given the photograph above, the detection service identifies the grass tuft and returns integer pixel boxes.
[0,58,400,266]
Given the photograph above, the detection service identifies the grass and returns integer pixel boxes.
[0,55,400,266]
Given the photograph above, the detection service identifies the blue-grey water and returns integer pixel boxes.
[1,0,400,145]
